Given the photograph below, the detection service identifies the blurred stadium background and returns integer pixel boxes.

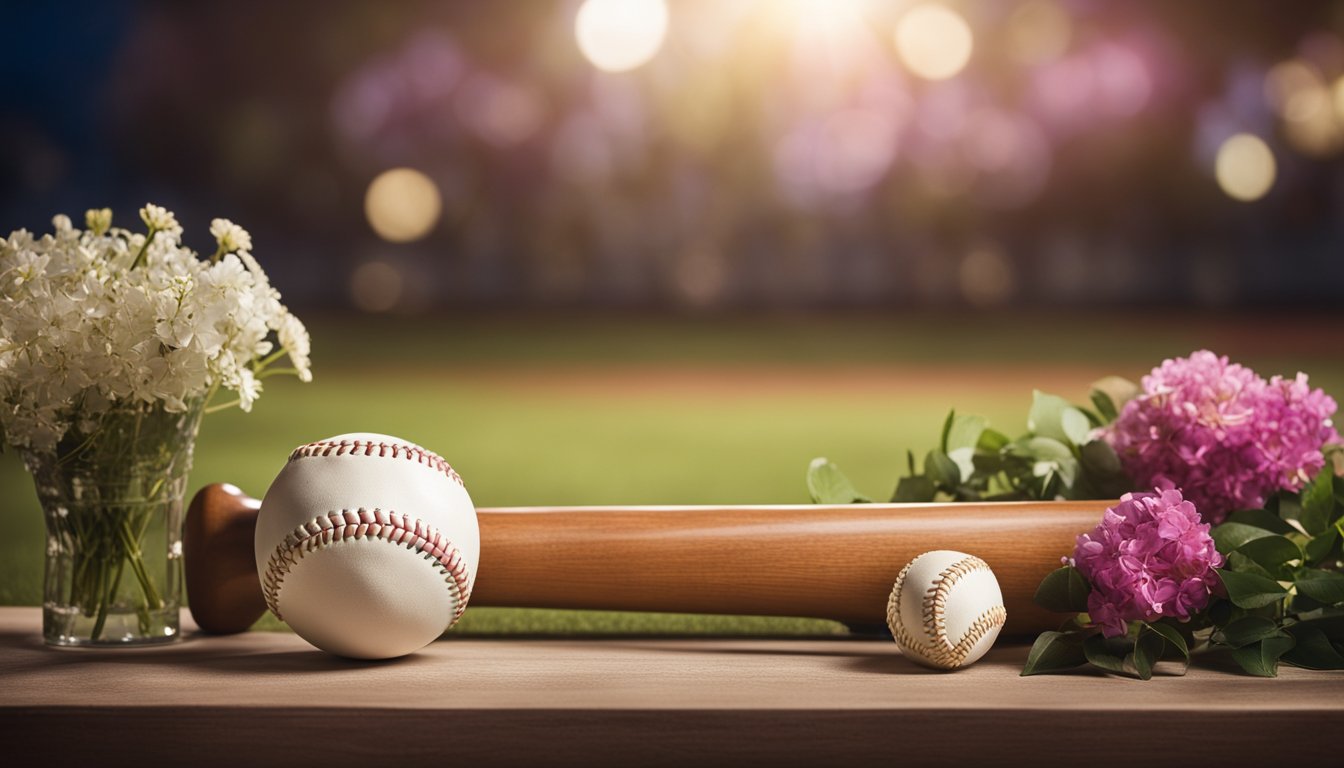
[4,0,1344,632]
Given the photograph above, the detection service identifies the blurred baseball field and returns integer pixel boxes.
[3,313,1341,635]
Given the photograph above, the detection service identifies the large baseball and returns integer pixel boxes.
[886,550,1006,670]
[255,432,479,659]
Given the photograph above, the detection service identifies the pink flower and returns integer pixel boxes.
[1102,350,1339,523]
[1073,490,1223,638]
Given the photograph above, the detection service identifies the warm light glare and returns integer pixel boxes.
[349,261,405,313]
[364,168,442,243]
[1214,133,1275,202]
[575,0,669,73]
[1265,60,1329,124]
[894,4,974,81]
[1006,1,1071,65]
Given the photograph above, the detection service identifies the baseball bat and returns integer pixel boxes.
[185,483,1110,637]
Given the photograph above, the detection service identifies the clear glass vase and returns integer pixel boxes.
[23,399,204,647]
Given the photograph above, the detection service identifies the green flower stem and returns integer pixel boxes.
[116,514,162,610]
[128,228,159,270]
[253,349,288,369]
[203,399,240,414]
[90,563,109,640]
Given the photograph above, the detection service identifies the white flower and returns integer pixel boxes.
[139,204,182,237]
[209,218,252,254]
[0,205,312,451]
[85,208,112,236]
[277,312,312,382]
[235,368,261,412]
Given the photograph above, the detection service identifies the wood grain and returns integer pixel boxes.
[0,608,1339,768]
[473,501,1112,635]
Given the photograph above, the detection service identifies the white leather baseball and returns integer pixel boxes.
[886,550,1006,670]
[255,432,479,659]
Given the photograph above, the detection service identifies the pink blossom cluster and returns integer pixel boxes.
[1073,490,1223,638]
[1103,350,1339,523]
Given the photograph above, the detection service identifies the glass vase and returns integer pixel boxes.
[23,399,204,647]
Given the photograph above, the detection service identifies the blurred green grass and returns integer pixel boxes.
[4,313,1342,634]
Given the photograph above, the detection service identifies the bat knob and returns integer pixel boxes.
[183,483,267,634]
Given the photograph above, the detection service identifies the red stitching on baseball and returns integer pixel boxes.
[287,439,464,486]
[886,555,1006,668]
[262,508,473,625]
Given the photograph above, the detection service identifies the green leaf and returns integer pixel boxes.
[1304,528,1340,565]
[1078,439,1122,476]
[1224,508,1295,535]
[1216,568,1288,609]
[1132,626,1166,680]
[1089,388,1118,423]
[977,428,1010,452]
[1143,621,1190,663]
[1027,390,1091,446]
[1061,408,1093,447]
[1090,376,1139,417]
[1300,468,1336,536]
[1229,634,1295,677]
[1235,535,1303,576]
[806,458,870,504]
[938,410,955,454]
[944,413,987,479]
[1210,522,1277,553]
[924,449,960,489]
[1224,551,1275,581]
[1215,616,1282,648]
[1021,631,1087,676]
[1283,625,1344,670]
[892,475,936,503]
[1033,566,1091,613]
[1294,569,1344,605]
[1083,634,1129,675]
[1013,436,1079,489]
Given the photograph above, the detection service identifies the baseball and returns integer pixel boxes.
[255,432,479,659]
[886,550,1006,670]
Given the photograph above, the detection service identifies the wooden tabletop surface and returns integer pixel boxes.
[1,607,1339,766]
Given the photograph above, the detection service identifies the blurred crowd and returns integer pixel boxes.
[3,0,1344,311]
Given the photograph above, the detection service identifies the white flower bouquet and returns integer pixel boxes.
[0,204,312,644]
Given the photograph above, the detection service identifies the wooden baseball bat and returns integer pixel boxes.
[185,483,1110,637]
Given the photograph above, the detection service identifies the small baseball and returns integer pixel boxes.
[886,550,1006,670]
[255,432,479,659]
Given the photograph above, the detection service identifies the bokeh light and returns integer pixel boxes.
[894,4,974,81]
[1265,60,1329,123]
[364,168,442,242]
[349,260,405,312]
[1214,133,1276,202]
[575,0,669,73]
[455,75,546,147]
[958,244,1016,307]
[1006,1,1071,65]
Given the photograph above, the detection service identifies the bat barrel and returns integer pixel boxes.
[473,501,1110,636]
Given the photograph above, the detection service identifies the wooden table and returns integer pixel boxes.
[0,607,1339,766]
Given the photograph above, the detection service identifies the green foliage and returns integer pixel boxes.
[1033,566,1090,613]
[1021,464,1344,679]
[1020,631,1087,676]
[799,371,1344,680]
[805,457,870,504]
[858,382,1140,504]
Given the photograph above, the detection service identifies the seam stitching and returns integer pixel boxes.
[262,508,471,624]
[288,440,464,487]
[887,555,1006,668]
